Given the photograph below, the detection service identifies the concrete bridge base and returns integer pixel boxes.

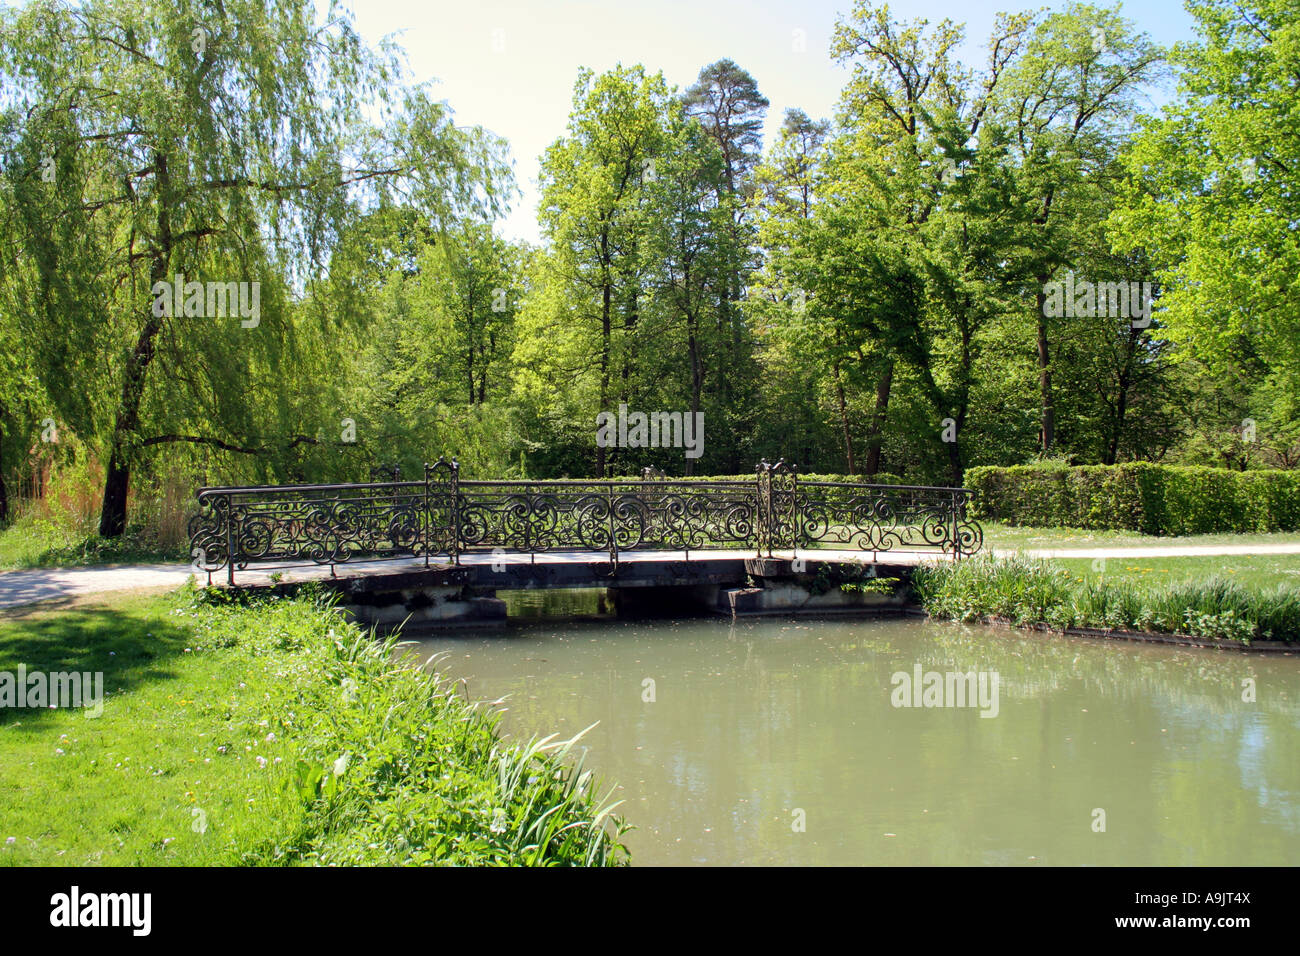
[343,585,508,630]
[716,556,911,617]
[215,551,931,632]
[717,584,908,616]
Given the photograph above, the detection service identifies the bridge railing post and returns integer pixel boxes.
[951,490,960,561]
[607,484,618,569]
[225,495,235,587]
[756,459,797,558]
[524,486,533,559]
[785,462,800,555]
[424,457,460,566]
[450,458,460,566]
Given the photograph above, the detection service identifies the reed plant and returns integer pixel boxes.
[1,455,193,567]
[912,554,1300,644]
[202,588,631,866]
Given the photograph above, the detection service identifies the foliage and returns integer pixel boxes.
[913,553,1300,643]
[1110,0,1300,390]
[0,0,510,532]
[0,0,1297,538]
[966,462,1300,533]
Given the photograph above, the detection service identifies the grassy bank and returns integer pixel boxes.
[913,554,1300,645]
[1053,554,1300,590]
[981,522,1300,550]
[0,587,628,865]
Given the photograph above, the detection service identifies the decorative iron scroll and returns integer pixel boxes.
[188,460,982,582]
[424,458,459,565]
[455,479,759,555]
[795,482,983,556]
[756,459,798,557]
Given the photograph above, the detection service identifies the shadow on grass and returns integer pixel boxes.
[20,538,185,569]
[0,594,192,728]
[0,519,187,571]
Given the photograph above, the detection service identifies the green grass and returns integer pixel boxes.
[1054,554,1300,590]
[0,516,184,570]
[913,553,1300,644]
[0,587,629,866]
[981,522,1300,550]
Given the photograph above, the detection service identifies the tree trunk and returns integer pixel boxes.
[0,409,8,525]
[1036,281,1054,453]
[466,347,475,407]
[1105,400,1125,465]
[863,360,894,477]
[100,303,166,536]
[832,362,856,475]
[1105,328,1138,465]
[465,286,476,406]
[596,238,612,477]
[946,429,964,488]
[100,154,170,537]
[686,310,702,477]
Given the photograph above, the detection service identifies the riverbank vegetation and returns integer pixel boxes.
[0,457,189,568]
[913,555,1300,644]
[0,587,628,865]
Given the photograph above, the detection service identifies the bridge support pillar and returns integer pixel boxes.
[719,558,913,618]
[342,583,506,632]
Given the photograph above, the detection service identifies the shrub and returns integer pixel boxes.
[965,463,1300,535]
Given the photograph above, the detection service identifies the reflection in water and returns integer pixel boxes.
[497,588,613,620]
[402,616,1300,866]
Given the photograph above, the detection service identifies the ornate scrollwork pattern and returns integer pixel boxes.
[189,466,983,580]
[796,483,981,556]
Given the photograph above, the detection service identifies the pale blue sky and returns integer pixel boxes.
[332,0,1199,242]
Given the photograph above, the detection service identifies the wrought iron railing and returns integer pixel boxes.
[187,458,983,583]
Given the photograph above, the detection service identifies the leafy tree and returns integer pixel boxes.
[0,0,504,533]
[1110,0,1300,463]
[996,2,1163,453]
[683,58,770,198]
[777,2,1037,484]
[522,65,670,474]
[749,109,852,471]
[641,104,741,473]
[682,60,769,471]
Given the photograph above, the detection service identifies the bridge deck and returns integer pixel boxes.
[207,548,953,590]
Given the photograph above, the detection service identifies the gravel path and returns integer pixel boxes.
[0,563,193,610]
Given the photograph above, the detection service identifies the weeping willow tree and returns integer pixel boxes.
[0,0,508,535]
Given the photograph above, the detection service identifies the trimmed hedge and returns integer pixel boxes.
[965,463,1300,535]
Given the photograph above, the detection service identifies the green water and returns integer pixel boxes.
[497,587,613,619]
[406,615,1300,865]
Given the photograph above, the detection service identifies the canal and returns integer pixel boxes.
[404,603,1300,865]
